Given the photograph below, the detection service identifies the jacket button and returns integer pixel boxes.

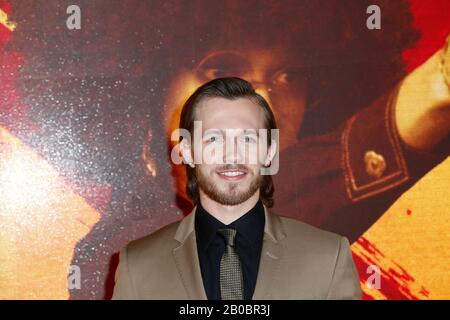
[364,150,386,178]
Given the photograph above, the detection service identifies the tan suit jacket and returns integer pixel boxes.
[112,205,362,299]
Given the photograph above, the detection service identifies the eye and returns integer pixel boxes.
[271,67,307,88]
[241,135,257,144]
[272,71,289,87]
[204,134,223,144]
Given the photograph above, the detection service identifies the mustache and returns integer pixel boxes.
[215,164,249,173]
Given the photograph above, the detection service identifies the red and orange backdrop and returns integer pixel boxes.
[0,0,449,299]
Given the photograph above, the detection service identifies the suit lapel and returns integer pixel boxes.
[172,206,207,299]
[252,206,286,299]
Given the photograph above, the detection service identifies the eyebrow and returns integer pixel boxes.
[203,129,259,136]
[244,129,259,136]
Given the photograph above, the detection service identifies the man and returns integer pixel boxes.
[112,77,362,299]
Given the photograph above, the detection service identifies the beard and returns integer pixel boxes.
[195,166,262,206]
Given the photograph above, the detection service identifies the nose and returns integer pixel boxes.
[223,136,244,164]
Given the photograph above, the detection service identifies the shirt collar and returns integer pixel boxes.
[195,199,265,252]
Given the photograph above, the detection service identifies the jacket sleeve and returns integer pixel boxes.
[112,246,137,299]
[326,237,362,300]
[273,82,449,242]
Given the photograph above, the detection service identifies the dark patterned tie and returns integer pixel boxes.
[217,228,244,300]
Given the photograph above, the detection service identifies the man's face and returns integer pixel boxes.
[189,97,270,206]
[165,47,307,152]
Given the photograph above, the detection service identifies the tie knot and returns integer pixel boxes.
[217,228,237,247]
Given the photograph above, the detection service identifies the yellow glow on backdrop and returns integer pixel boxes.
[0,8,16,31]
[0,127,100,299]
[352,156,450,299]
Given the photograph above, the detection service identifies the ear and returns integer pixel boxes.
[180,139,195,168]
[263,141,277,167]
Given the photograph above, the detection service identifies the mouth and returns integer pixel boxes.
[216,169,248,181]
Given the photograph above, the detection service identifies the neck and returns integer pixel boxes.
[198,191,260,225]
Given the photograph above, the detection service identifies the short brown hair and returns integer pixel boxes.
[179,77,278,207]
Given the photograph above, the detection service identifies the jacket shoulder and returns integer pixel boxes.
[113,218,185,299]
[278,215,344,247]
[275,215,360,299]
[126,218,181,257]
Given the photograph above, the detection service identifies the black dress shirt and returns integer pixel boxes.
[194,199,266,300]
